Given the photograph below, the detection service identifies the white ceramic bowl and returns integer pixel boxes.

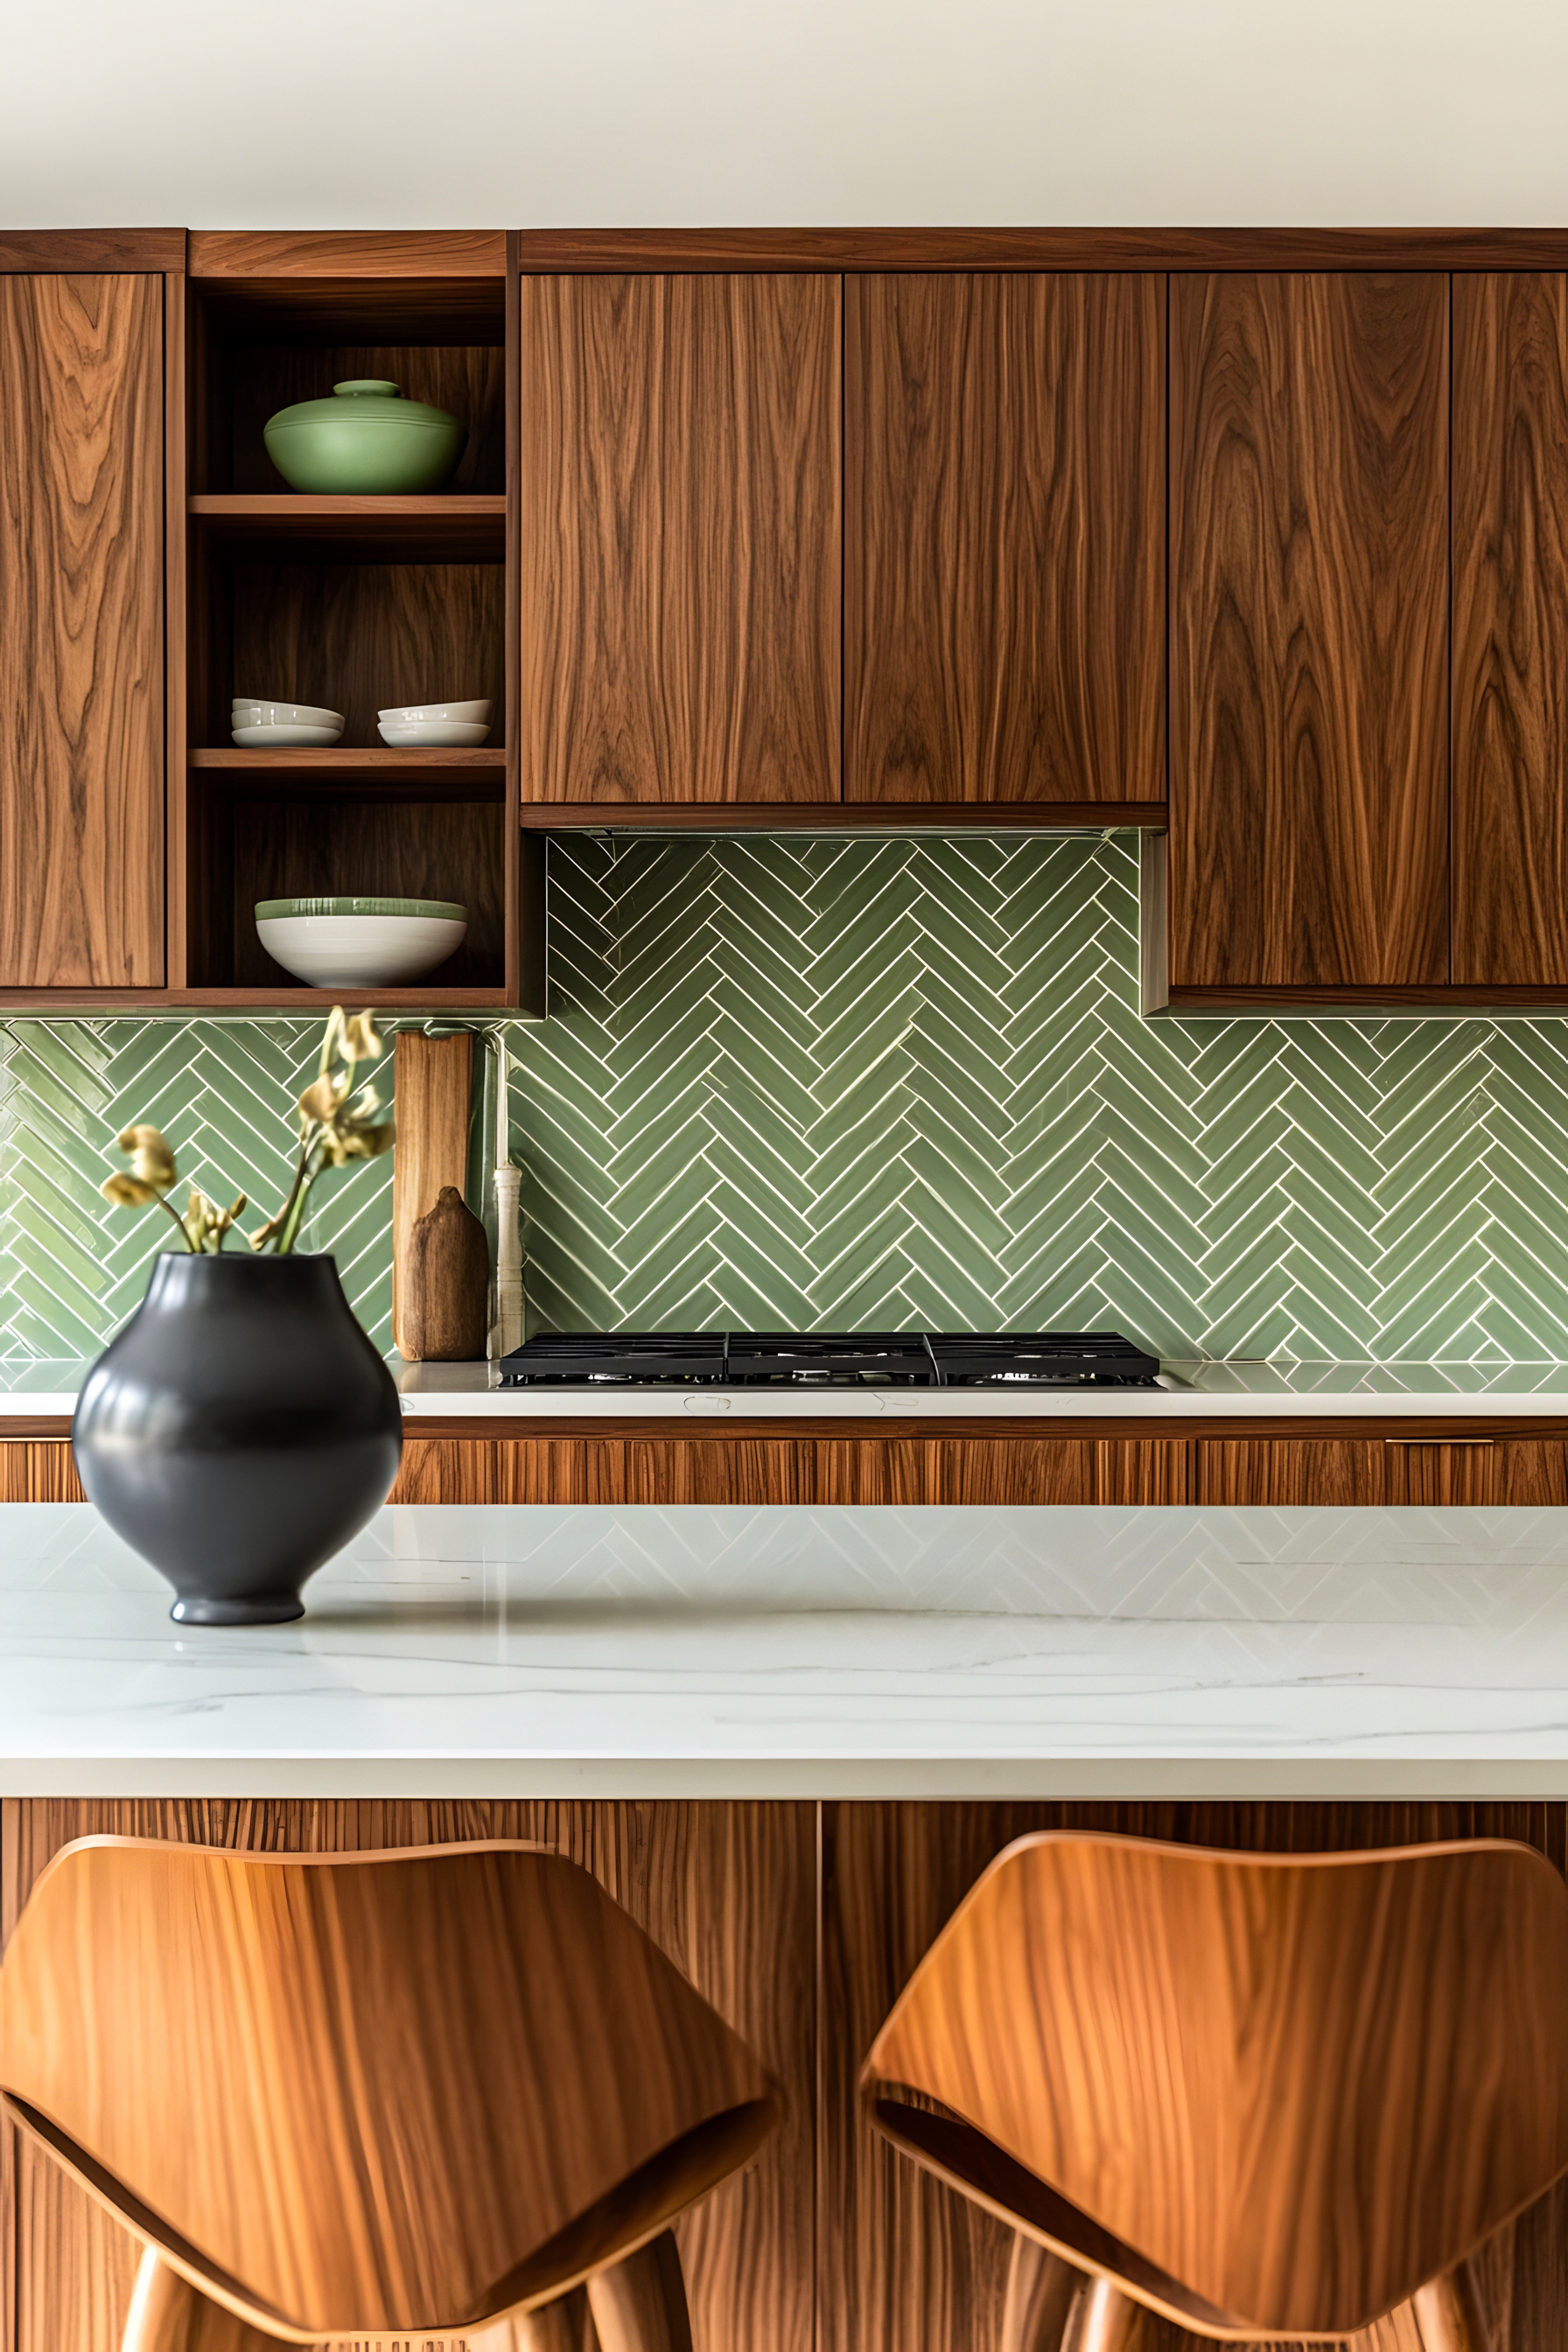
[233,723,344,748]
[255,896,467,987]
[377,700,492,726]
[238,701,344,730]
[378,720,491,749]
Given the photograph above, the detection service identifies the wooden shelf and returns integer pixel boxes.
[188,494,506,563]
[518,799,1169,832]
[192,748,507,797]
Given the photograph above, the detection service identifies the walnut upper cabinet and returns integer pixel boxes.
[1168,273,1450,995]
[844,273,1166,807]
[1452,274,1568,987]
[517,273,841,804]
[0,272,164,987]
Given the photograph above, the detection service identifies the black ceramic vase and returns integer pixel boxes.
[73,1252,402,1625]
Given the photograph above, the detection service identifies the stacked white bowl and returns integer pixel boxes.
[377,699,492,748]
[232,696,345,748]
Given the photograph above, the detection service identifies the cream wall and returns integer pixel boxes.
[3,0,1564,228]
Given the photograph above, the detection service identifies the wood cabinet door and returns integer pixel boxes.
[0,275,164,986]
[1170,274,1449,989]
[844,273,1165,804]
[1198,1434,1566,1504]
[1453,274,1568,984]
[518,273,840,803]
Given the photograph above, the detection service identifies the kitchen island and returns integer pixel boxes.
[4,1496,1567,2351]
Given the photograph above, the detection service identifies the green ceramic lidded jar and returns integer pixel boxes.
[262,379,467,494]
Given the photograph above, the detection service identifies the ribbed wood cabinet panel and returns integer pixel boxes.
[0,274,164,986]
[1453,274,1568,985]
[1170,273,1449,989]
[517,273,841,803]
[844,273,1165,803]
[0,1797,815,2352]
[1197,1435,1568,1504]
[820,1800,1568,2352]
[388,1435,1191,1505]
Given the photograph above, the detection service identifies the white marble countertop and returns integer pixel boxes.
[5,1358,1568,1420]
[4,1499,1568,1799]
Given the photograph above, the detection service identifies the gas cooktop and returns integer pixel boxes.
[498,1331,1162,1389]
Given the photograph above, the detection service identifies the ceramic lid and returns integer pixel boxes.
[263,382,463,434]
[255,896,467,921]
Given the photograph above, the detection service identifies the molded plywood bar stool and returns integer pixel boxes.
[862,1833,1568,2348]
[0,1838,779,2349]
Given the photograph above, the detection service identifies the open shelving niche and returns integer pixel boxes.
[175,263,536,1010]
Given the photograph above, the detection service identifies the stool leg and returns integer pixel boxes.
[471,2286,599,2351]
[1058,2272,1144,2352]
[1001,2236,1087,2352]
[584,2230,693,2352]
[1412,2261,1489,2351]
[121,2249,306,2352]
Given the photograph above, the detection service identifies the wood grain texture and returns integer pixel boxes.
[0,1443,85,1502]
[1197,1436,1568,1506]
[844,275,1164,804]
[1452,274,1568,985]
[0,1838,778,2339]
[822,1802,1568,2352]
[392,1032,472,1360]
[0,1798,813,2352]
[518,275,840,803]
[165,269,189,993]
[218,556,504,748]
[1170,274,1449,989]
[0,274,164,986]
[386,1437,1190,1506]
[509,228,1568,273]
[862,1833,1568,2336]
[516,802,1170,832]
[219,789,506,990]
[0,233,184,272]
[216,342,505,495]
[189,232,507,280]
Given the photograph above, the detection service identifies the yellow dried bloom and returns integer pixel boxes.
[102,1172,161,1210]
[183,1189,248,1251]
[116,1124,176,1192]
[340,1011,383,1063]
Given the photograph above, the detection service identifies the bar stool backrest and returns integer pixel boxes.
[861,1832,1568,2340]
[0,1838,778,2343]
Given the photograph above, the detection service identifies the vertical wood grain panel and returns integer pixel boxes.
[0,275,164,985]
[386,1436,1189,1506]
[1198,1435,1565,1505]
[1452,274,1568,984]
[519,274,840,803]
[821,1801,1568,2352]
[0,1443,83,1502]
[391,1031,473,1358]
[1,1800,813,2352]
[1170,273,1449,987]
[844,274,1164,803]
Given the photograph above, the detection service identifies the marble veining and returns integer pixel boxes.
[2,1501,1567,1797]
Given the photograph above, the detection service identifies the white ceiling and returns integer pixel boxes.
[4,0,1567,229]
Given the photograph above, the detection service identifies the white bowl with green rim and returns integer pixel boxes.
[255,896,467,987]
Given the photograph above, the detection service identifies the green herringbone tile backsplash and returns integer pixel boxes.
[6,833,1568,1361]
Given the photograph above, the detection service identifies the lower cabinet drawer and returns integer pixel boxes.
[1197,1435,1568,1506]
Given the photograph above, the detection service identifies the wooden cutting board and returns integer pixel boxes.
[392,1030,473,1360]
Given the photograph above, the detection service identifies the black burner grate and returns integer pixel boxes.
[499,1329,1160,1389]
